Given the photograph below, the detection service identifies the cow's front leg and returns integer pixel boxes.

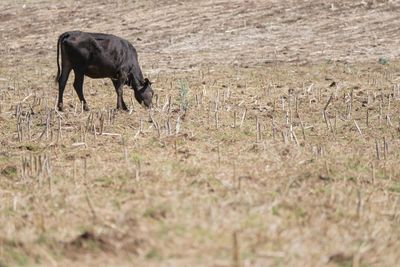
[112,79,128,111]
[73,71,89,111]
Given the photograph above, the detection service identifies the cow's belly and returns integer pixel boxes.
[84,64,116,79]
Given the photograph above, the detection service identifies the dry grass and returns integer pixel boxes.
[1,0,400,266]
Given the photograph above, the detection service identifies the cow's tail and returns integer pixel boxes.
[55,32,68,84]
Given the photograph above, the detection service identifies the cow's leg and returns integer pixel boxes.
[57,66,72,112]
[112,79,128,111]
[73,70,89,111]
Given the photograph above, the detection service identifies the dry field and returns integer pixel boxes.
[1,0,400,266]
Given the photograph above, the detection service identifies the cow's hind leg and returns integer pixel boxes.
[112,79,128,111]
[57,66,72,111]
[73,70,89,111]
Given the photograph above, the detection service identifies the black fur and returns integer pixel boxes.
[55,31,153,111]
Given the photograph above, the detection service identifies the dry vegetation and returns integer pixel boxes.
[1,0,400,266]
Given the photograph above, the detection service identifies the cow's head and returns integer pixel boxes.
[134,78,153,108]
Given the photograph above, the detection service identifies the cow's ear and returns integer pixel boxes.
[144,78,152,86]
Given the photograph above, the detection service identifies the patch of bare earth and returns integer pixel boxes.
[1,0,400,266]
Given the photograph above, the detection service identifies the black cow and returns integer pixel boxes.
[55,31,153,111]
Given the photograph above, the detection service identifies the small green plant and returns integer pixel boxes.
[177,80,189,112]
[389,183,400,193]
[1,165,17,178]
[146,249,162,260]
[143,205,168,220]
[130,152,142,163]
[378,57,389,65]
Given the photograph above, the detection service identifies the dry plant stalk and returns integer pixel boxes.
[256,116,261,142]
[215,111,219,129]
[85,190,97,222]
[354,120,362,136]
[239,108,247,128]
[375,139,380,160]
[232,231,240,267]
[296,111,306,141]
[290,125,299,146]
[175,116,182,135]
[323,93,333,130]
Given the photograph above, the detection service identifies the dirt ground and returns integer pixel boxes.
[1,0,400,266]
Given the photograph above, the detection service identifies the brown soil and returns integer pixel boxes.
[1,1,400,266]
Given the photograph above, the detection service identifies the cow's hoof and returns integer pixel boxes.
[57,103,64,112]
[116,106,129,111]
[83,104,90,111]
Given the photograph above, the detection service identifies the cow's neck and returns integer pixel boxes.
[131,78,143,92]
[129,72,144,91]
